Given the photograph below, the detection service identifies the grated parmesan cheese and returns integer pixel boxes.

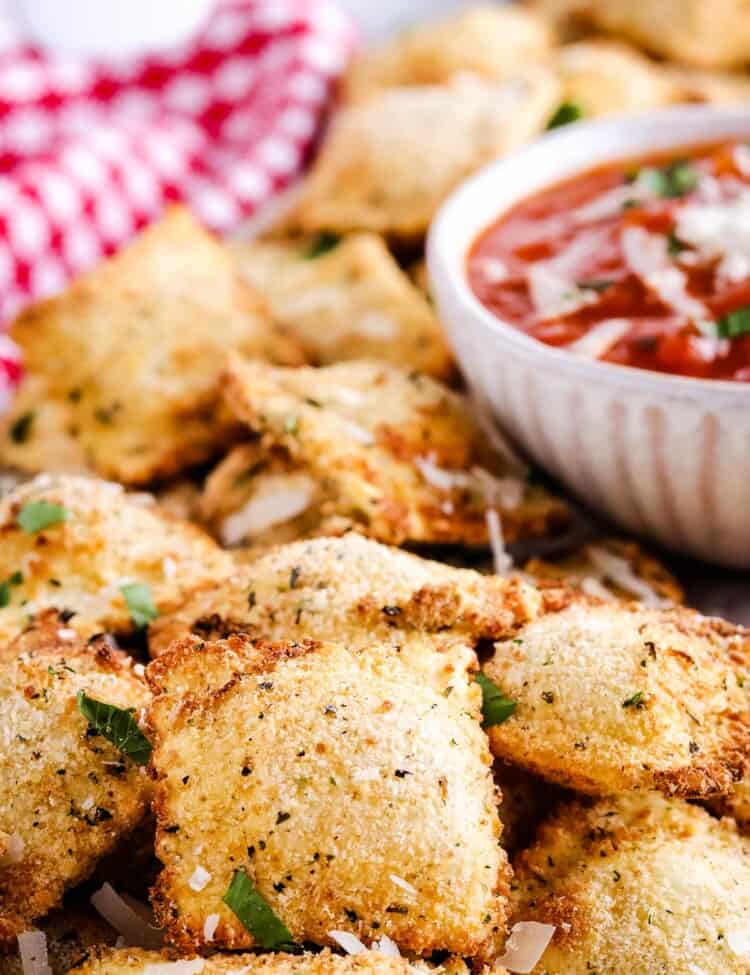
[586,546,665,607]
[486,508,513,575]
[188,865,211,892]
[90,883,163,949]
[676,188,750,284]
[527,265,598,321]
[566,318,630,359]
[328,931,368,955]
[474,256,509,284]
[621,226,709,323]
[143,962,205,975]
[220,474,315,546]
[389,874,417,897]
[203,914,220,942]
[727,930,750,957]
[373,934,401,957]
[498,921,556,973]
[579,576,615,601]
[17,931,52,975]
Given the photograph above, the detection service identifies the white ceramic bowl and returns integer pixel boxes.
[428,106,750,569]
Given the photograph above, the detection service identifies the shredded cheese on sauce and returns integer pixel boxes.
[566,318,631,359]
[620,226,710,323]
[676,188,750,284]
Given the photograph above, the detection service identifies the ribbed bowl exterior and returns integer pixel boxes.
[428,107,750,568]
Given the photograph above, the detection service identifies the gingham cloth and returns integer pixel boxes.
[0,0,356,406]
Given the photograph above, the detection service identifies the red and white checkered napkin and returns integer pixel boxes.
[0,0,356,405]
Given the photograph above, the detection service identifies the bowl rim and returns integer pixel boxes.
[427,104,750,406]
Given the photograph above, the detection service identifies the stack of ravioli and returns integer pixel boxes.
[1,5,750,975]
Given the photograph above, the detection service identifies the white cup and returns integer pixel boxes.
[9,0,217,57]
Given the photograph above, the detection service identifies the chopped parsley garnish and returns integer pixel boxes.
[546,101,583,130]
[716,305,750,339]
[120,583,159,630]
[10,411,34,443]
[0,570,22,608]
[17,500,68,534]
[476,672,516,727]
[76,692,152,765]
[622,691,645,709]
[303,233,340,259]
[223,868,296,951]
[638,159,698,199]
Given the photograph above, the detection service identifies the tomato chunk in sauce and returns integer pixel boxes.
[468,140,750,381]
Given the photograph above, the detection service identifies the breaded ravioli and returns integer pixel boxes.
[529,0,750,69]
[148,533,544,657]
[71,948,481,975]
[293,72,559,239]
[484,602,750,797]
[147,637,509,958]
[344,4,553,101]
[3,208,302,484]
[0,475,232,643]
[523,538,684,606]
[201,357,568,551]
[233,233,452,378]
[510,793,750,974]
[0,906,116,975]
[554,41,681,116]
[0,629,150,942]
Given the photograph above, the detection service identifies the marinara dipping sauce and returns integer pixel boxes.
[468,140,750,381]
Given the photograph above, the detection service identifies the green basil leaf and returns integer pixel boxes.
[476,672,516,727]
[0,570,23,608]
[76,691,152,765]
[223,868,296,951]
[120,583,159,630]
[303,233,340,259]
[716,305,750,339]
[638,159,698,199]
[17,500,68,534]
[546,101,583,130]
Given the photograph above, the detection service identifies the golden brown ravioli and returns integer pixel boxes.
[202,357,568,551]
[0,474,232,643]
[523,538,684,606]
[509,793,750,974]
[484,602,750,797]
[0,628,150,942]
[554,41,681,117]
[71,948,479,975]
[3,208,302,485]
[233,233,452,378]
[529,0,750,69]
[147,636,509,959]
[293,71,559,240]
[344,4,553,101]
[147,530,544,659]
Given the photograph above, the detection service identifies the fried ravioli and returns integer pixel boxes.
[3,208,302,485]
[523,538,684,605]
[201,357,568,551]
[148,532,544,658]
[293,72,559,239]
[344,4,553,101]
[509,793,750,974]
[554,41,682,116]
[484,602,750,797]
[0,475,232,642]
[233,233,452,378]
[71,948,480,975]
[147,637,509,958]
[0,629,150,942]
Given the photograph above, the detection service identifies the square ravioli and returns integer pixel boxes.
[0,626,150,942]
[72,949,479,975]
[202,357,569,551]
[530,0,750,69]
[344,4,553,101]
[147,533,544,659]
[147,636,509,959]
[484,602,750,797]
[0,475,233,645]
[554,41,682,117]
[509,793,750,975]
[3,208,302,485]
[233,233,452,378]
[292,71,559,239]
